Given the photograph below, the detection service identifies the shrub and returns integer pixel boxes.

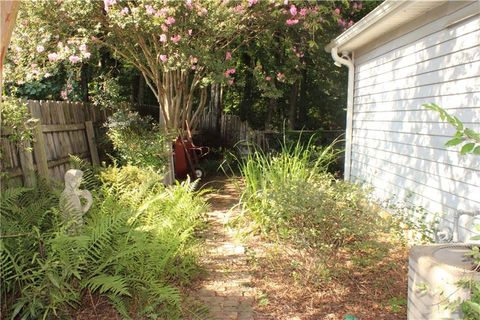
[239,137,383,252]
[0,97,35,145]
[0,165,207,319]
[105,110,168,170]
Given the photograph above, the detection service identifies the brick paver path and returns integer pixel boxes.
[193,178,257,320]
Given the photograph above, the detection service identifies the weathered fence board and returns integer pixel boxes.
[199,111,269,149]
[1,100,107,187]
[198,110,344,152]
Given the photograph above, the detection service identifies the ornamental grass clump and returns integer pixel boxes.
[1,165,207,319]
[240,137,382,252]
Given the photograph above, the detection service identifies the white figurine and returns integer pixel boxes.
[457,213,480,243]
[60,169,92,233]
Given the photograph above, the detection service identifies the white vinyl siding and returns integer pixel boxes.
[350,4,480,229]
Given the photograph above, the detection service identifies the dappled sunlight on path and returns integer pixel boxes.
[191,177,263,320]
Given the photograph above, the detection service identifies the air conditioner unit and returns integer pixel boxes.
[407,244,480,319]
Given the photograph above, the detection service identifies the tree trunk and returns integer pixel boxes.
[288,82,299,130]
[137,75,145,105]
[209,83,222,133]
[266,98,278,129]
[297,69,308,129]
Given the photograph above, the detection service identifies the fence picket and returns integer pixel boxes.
[1,100,107,186]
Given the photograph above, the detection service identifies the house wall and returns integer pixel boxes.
[350,2,480,236]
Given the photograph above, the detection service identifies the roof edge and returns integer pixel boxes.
[325,0,410,53]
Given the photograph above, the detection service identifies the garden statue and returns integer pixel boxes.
[457,212,480,243]
[59,169,92,234]
[436,211,480,243]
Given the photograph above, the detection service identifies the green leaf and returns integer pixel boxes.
[422,103,439,111]
[47,272,61,289]
[474,146,480,155]
[465,128,480,142]
[460,143,475,155]
[453,116,464,130]
[464,301,480,315]
[445,137,464,147]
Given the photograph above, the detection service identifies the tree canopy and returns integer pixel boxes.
[4,0,379,132]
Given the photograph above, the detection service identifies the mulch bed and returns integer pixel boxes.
[245,235,408,320]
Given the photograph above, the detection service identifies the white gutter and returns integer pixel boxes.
[330,47,354,181]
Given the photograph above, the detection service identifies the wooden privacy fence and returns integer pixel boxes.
[219,114,270,149]
[1,100,107,187]
[199,111,344,151]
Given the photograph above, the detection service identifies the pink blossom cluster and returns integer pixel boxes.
[60,83,73,100]
[159,54,168,62]
[145,5,156,15]
[190,56,198,70]
[285,4,308,26]
[165,16,176,25]
[337,18,354,29]
[225,51,232,60]
[103,0,116,12]
[155,8,169,17]
[170,34,181,43]
[224,68,235,77]
[69,55,80,63]
[232,5,244,14]
[352,2,363,10]
[48,52,58,61]
[45,42,91,65]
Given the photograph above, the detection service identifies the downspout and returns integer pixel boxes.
[331,47,354,181]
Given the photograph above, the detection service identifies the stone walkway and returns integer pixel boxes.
[192,178,257,320]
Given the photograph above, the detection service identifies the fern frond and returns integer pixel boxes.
[0,187,30,216]
[83,274,131,297]
[84,206,126,262]
[106,293,131,319]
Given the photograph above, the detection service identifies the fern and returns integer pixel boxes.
[1,164,207,319]
[84,274,131,296]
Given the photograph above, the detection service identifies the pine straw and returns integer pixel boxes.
[245,233,408,320]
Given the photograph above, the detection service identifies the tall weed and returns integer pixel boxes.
[239,137,383,251]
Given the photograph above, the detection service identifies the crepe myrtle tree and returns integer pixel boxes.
[6,0,241,132]
[5,0,368,132]
[5,0,356,133]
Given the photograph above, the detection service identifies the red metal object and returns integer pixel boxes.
[173,124,209,179]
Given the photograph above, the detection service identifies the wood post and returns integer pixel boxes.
[84,121,100,166]
[29,103,49,179]
[32,120,49,178]
[18,141,36,187]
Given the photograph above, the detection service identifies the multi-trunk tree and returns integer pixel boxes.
[6,0,351,133]
[7,0,338,131]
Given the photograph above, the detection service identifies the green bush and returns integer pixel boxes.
[1,165,207,319]
[105,110,169,170]
[239,137,383,251]
[0,97,35,160]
